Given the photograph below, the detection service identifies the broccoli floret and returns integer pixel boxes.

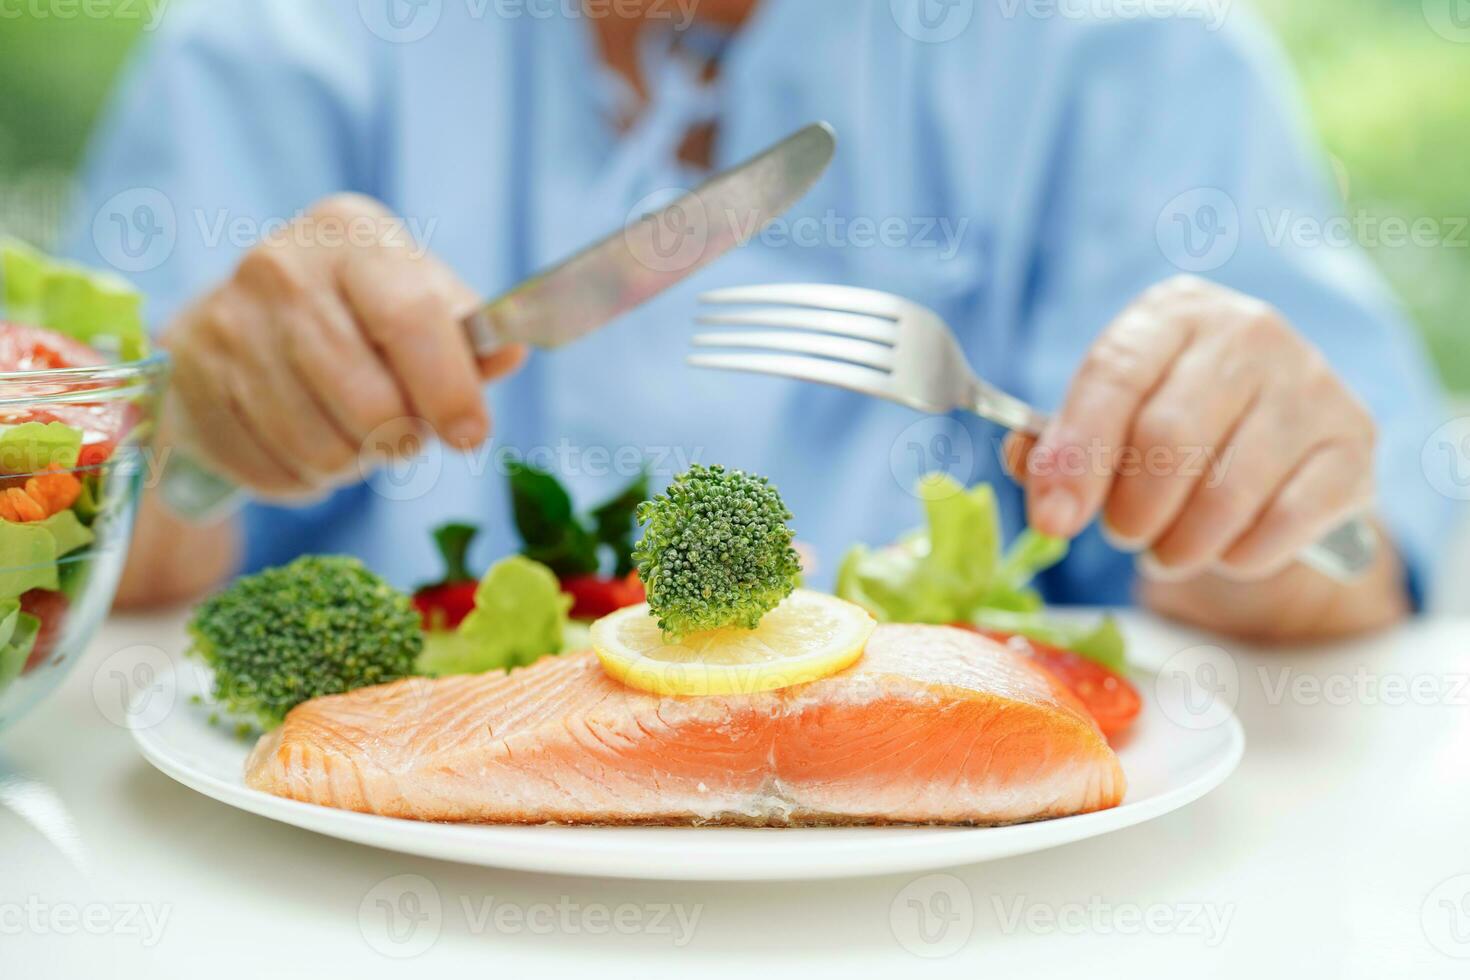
[187,555,423,729]
[632,464,801,640]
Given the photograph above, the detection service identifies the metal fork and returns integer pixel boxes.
[688,283,1377,582]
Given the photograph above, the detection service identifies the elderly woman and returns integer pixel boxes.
[65,0,1449,639]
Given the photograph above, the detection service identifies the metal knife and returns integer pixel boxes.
[161,122,838,522]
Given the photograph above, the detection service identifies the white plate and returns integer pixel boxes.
[131,658,1243,881]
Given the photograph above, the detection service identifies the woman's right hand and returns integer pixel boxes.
[161,193,526,498]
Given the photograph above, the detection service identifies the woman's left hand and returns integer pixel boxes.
[1007,274,1377,581]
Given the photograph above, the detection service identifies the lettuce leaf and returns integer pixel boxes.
[416,556,572,676]
[835,473,1127,670]
[0,421,83,474]
[0,521,59,598]
[38,508,94,557]
[0,599,40,694]
[971,608,1128,674]
[1,238,149,361]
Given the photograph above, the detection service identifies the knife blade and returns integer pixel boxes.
[463,120,837,353]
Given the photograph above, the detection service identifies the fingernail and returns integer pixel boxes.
[1137,551,1192,582]
[446,416,485,449]
[1100,519,1146,553]
[1033,489,1079,537]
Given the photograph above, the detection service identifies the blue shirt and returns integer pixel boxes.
[64,0,1452,604]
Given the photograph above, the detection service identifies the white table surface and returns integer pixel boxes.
[3,609,1469,978]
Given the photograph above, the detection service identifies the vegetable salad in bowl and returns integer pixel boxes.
[0,241,167,730]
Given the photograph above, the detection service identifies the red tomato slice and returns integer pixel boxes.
[20,588,69,673]
[954,623,1142,740]
[0,323,106,373]
[562,572,646,621]
[0,324,136,467]
[413,582,478,631]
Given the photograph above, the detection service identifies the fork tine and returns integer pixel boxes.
[698,284,911,320]
[694,308,899,344]
[686,352,895,400]
[692,331,895,371]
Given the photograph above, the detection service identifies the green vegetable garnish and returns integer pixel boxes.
[0,421,83,474]
[416,556,572,677]
[187,556,423,729]
[971,608,1127,674]
[506,461,647,578]
[1,238,149,361]
[0,599,40,695]
[633,464,801,641]
[0,521,62,597]
[836,473,1126,671]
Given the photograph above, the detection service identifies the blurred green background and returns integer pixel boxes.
[0,1,1464,387]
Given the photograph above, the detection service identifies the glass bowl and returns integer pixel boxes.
[0,353,169,730]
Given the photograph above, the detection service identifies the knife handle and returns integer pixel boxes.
[462,306,506,359]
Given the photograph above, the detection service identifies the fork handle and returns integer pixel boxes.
[969,385,1377,582]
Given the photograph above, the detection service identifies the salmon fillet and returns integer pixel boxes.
[245,624,1125,825]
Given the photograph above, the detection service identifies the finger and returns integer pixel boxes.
[168,337,309,496]
[1101,331,1264,547]
[1219,440,1374,580]
[477,343,529,382]
[1002,432,1035,484]
[237,243,415,451]
[238,326,362,485]
[1146,371,1361,576]
[340,251,489,449]
[1025,297,1197,537]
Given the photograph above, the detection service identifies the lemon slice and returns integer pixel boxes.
[590,590,876,696]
